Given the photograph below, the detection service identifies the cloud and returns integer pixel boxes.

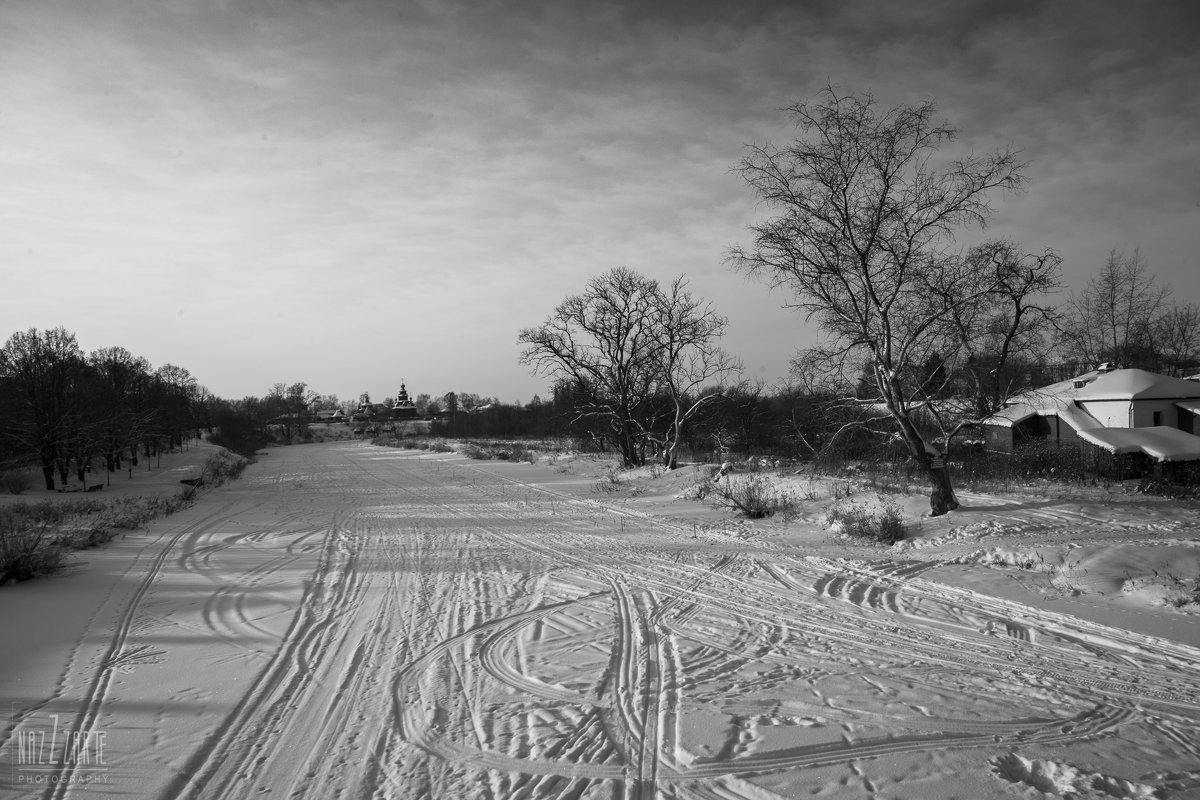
[1,0,1196,400]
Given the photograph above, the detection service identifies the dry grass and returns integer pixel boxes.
[0,450,248,585]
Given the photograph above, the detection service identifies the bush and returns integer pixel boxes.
[826,500,906,544]
[461,441,537,463]
[0,469,35,495]
[0,526,65,583]
[707,474,800,519]
[1137,478,1200,500]
[209,430,268,459]
[593,467,625,494]
[192,450,249,487]
[0,448,249,585]
[952,440,1156,491]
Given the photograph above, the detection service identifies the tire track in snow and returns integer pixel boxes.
[126,445,1199,799]
[169,509,360,799]
[34,500,247,800]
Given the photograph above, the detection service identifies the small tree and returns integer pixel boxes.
[728,87,1025,515]
[1058,249,1167,370]
[1155,303,1200,376]
[648,276,741,468]
[946,241,1062,419]
[519,267,736,468]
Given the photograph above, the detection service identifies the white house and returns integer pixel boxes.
[983,368,1200,462]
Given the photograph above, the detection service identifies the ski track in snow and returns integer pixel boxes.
[4,443,1200,799]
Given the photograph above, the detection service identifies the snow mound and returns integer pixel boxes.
[892,519,1007,552]
[991,752,1158,798]
[952,546,1044,569]
[1119,577,1200,612]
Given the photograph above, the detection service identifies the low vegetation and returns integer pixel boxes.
[460,441,537,463]
[0,469,36,495]
[704,473,801,519]
[0,449,247,585]
[825,500,907,544]
[686,472,796,522]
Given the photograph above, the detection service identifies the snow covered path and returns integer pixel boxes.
[3,442,1199,799]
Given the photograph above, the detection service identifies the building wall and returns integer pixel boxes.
[1128,399,1184,428]
[1078,400,1132,428]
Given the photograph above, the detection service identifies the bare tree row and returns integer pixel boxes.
[0,327,209,490]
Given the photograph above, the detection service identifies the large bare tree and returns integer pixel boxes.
[519,267,736,468]
[728,87,1026,515]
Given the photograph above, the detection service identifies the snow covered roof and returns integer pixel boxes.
[1077,426,1200,462]
[985,381,1103,431]
[988,369,1200,428]
[1074,369,1200,401]
[984,369,1200,460]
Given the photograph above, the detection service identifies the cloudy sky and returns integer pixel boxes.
[2,0,1197,405]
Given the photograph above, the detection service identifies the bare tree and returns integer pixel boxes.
[945,241,1062,419]
[1155,303,1200,375]
[519,267,735,468]
[89,346,154,475]
[0,327,87,489]
[728,87,1025,515]
[649,276,740,468]
[154,364,198,450]
[1059,249,1167,370]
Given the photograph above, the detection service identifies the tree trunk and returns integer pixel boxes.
[614,417,642,467]
[886,402,960,517]
[927,464,960,516]
[41,463,55,491]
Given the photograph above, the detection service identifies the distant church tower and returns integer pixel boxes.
[392,381,418,419]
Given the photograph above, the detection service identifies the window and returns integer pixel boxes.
[1152,411,1162,426]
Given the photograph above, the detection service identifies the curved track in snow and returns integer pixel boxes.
[4,442,1199,799]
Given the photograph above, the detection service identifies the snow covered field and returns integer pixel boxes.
[2,441,1198,799]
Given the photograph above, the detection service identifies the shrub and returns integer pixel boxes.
[707,474,800,519]
[508,444,535,463]
[461,441,537,463]
[826,500,906,544]
[190,450,248,488]
[209,429,268,459]
[461,442,491,460]
[0,526,65,583]
[593,467,625,494]
[1137,478,1200,500]
[0,469,35,495]
[0,448,249,585]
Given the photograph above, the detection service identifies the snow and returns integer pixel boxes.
[1,441,1199,799]
[1078,425,1200,461]
[1076,369,1200,401]
[1178,399,1200,416]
